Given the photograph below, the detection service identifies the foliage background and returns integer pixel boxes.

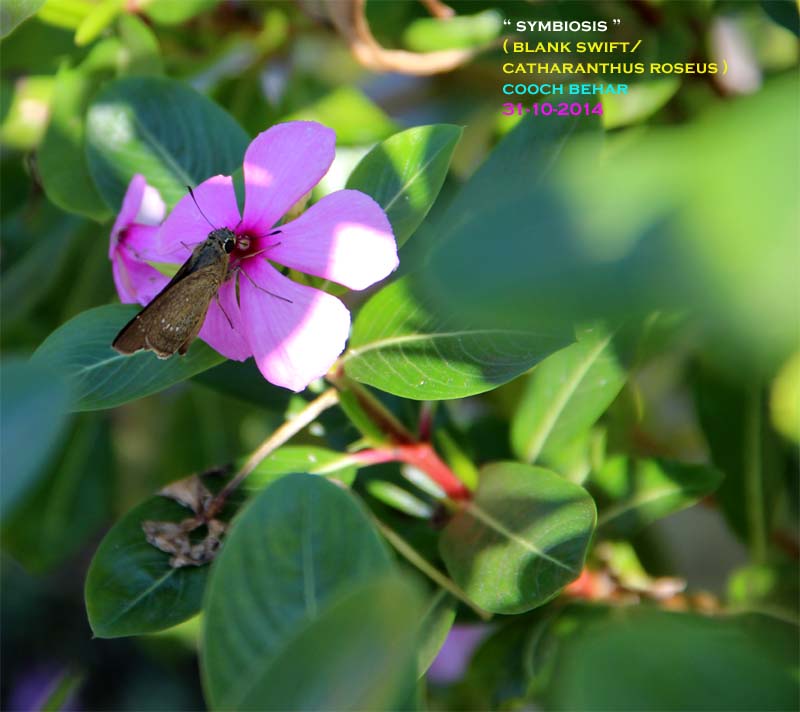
[1,0,798,710]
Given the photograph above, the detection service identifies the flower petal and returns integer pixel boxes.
[113,250,170,306]
[269,190,398,290]
[239,260,350,391]
[241,122,335,234]
[123,224,164,263]
[110,174,146,257]
[198,279,251,361]
[157,175,240,261]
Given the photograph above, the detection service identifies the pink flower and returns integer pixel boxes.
[118,121,398,392]
[109,175,169,305]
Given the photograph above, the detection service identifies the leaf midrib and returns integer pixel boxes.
[521,333,613,463]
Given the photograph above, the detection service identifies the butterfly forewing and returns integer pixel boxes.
[112,231,234,358]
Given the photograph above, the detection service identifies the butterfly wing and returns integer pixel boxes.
[112,266,224,358]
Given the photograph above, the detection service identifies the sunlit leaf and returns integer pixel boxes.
[346,124,462,246]
[511,326,626,463]
[344,277,570,400]
[86,75,248,210]
[440,462,596,613]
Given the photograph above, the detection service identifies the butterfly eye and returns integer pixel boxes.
[224,237,236,254]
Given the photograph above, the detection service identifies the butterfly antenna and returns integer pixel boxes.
[186,185,216,229]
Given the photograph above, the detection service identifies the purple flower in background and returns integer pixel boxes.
[115,121,398,391]
[108,174,168,305]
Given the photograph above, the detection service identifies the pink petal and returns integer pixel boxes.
[198,279,251,361]
[110,174,146,257]
[113,251,170,306]
[123,224,164,263]
[241,122,335,234]
[157,175,240,261]
[269,190,398,290]
[239,260,350,391]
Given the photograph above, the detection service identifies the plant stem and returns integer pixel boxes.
[373,516,492,621]
[207,388,339,516]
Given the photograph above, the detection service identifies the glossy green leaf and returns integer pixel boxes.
[3,414,112,572]
[32,304,224,411]
[343,277,571,400]
[440,462,596,614]
[531,606,799,711]
[0,358,72,520]
[591,456,723,536]
[85,75,248,210]
[85,495,210,637]
[39,66,112,221]
[202,474,419,710]
[0,0,45,37]
[511,327,626,463]
[245,445,359,491]
[346,124,462,246]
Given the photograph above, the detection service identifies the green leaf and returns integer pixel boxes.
[600,78,680,129]
[85,494,210,637]
[3,414,112,572]
[0,0,44,37]
[531,606,799,711]
[346,124,462,246]
[439,462,596,614]
[403,9,502,52]
[85,75,248,210]
[192,359,292,411]
[343,277,571,400]
[201,474,419,710]
[591,456,722,537]
[419,79,798,371]
[245,445,359,491]
[692,365,783,551]
[511,327,626,463]
[142,0,216,25]
[32,304,224,411]
[417,590,456,677]
[39,66,112,221]
[74,0,121,46]
[284,86,397,146]
[0,358,72,520]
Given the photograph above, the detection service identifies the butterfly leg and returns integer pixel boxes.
[234,265,293,304]
[214,291,235,329]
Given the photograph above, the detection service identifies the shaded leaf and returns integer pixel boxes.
[32,304,224,411]
[39,66,111,221]
[346,124,462,246]
[201,474,419,710]
[86,75,248,210]
[344,277,570,400]
[85,495,211,637]
[592,456,723,536]
[3,414,112,572]
[530,605,799,711]
[439,462,596,614]
[0,357,72,519]
[511,326,626,463]
[417,590,457,677]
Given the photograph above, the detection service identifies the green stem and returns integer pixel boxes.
[373,516,492,621]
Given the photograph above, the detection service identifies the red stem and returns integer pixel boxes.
[353,443,471,501]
